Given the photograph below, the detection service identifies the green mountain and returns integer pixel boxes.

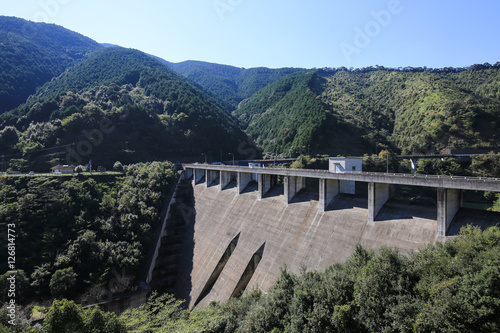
[166,60,305,109]
[232,71,370,156]
[1,16,499,169]
[0,47,254,171]
[232,66,500,156]
[0,16,102,113]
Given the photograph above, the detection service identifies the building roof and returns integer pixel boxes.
[50,164,76,170]
[329,157,363,160]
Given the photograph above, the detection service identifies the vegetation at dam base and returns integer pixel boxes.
[2,225,499,332]
[219,228,500,333]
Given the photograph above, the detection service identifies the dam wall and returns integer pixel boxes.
[175,181,441,308]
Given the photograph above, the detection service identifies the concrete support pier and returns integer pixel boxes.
[284,176,306,204]
[194,169,204,185]
[258,174,277,200]
[206,170,219,188]
[237,172,253,194]
[220,171,236,191]
[437,188,462,236]
[368,182,391,222]
[184,168,193,180]
[319,179,340,212]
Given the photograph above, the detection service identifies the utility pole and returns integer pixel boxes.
[229,153,235,165]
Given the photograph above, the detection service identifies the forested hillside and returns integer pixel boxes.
[232,65,500,156]
[232,72,370,155]
[0,162,177,304]
[167,60,304,109]
[319,66,500,154]
[0,16,102,114]
[1,16,499,164]
[0,47,255,170]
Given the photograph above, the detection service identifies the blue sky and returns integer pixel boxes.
[3,0,500,69]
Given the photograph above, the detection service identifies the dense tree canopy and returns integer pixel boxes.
[2,191,500,332]
[0,47,256,168]
[0,16,102,114]
[233,66,500,156]
[40,299,125,333]
[166,60,305,110]
[0,161,177,303]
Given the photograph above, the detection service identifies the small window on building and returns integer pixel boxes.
[352,166,356,171]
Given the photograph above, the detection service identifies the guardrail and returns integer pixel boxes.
[0,172,123,177]
[338,171,500,183]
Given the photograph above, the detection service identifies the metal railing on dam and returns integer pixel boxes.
[182,164,500,192]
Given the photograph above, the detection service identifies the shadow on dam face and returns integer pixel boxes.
[194,233,240,306]
[168,180,197,306]
[447,208,500,236]
[231,243,265,298]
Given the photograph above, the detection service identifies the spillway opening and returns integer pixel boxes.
[194,233,240,306]
[231,243,265,298]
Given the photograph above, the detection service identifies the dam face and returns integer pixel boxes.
[174,180,443,308]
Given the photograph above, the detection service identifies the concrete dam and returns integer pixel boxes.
[145,165,500,309]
